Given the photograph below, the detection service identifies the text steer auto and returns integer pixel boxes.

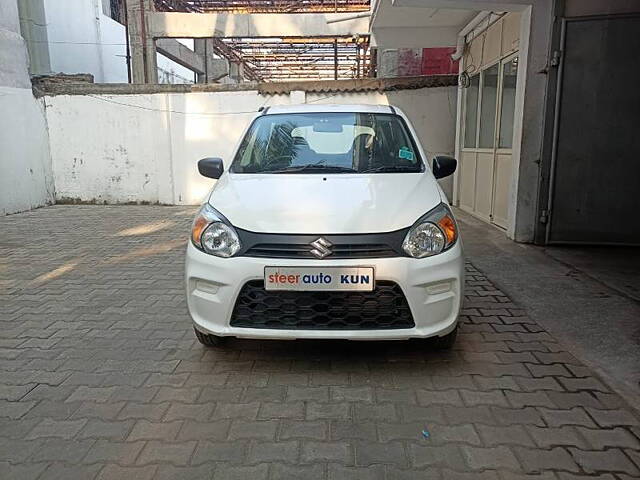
[185,104,464,348]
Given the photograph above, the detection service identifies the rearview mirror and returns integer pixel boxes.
[198,157,224,179]
[313,121,343,133]
[432,156,457,179]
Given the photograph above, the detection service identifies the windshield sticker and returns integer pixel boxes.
[398,146,415,161]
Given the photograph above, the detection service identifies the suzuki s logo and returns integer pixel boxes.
[310,237,333,259]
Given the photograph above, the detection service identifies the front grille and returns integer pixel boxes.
[245,243,397,259]
[230,280,415,330]
[235,228,409,260]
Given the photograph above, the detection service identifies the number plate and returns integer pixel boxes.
[264,267,375,291]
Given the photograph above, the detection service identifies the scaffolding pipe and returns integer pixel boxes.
[326,12,371,24]
[334,39,338,80]
[123,0,132,83]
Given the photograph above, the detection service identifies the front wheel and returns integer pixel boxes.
[194,328,226,347]
[430,325,458,350]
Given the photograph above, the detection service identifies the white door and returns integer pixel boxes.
[458,55,518,230]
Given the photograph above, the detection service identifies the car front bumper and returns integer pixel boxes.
[185,241,464,340]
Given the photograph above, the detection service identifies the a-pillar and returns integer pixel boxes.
[126,0,157,83]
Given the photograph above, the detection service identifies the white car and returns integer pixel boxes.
[185,104,464,348]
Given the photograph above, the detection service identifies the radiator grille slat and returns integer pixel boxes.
[245,244,397,259]
[236,229,408,260]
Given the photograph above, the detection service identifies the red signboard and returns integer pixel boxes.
[421,47,459,75]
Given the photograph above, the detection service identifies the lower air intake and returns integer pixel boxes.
[230,280,415,330]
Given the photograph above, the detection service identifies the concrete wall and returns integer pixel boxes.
[0,88,55,215]
[97,11,129,83]
[19,0,129,82]
[157,39,197,84]
[21,0,199,84]
[0,0,54,215]
[16,0,51,76]
[44,86,457,206]
[39,0,128,82]
[1,0,31,88]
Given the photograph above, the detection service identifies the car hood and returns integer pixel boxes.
[208,173,443,234]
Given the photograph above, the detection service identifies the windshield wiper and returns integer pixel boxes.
[360,165,421,173]
[267,164,356,174]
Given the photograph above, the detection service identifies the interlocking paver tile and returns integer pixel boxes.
[128,419,183,441]
[409,443,465,469]
[515,446,580,473]
[26,418,86,439]
[176,420,231,441]
[212,463,268,480]
[328,464,385,480]
[30,439,95,463]
[271,463,325,480]
[227,419,276,441]
[475,424,535,447]
[0,399,37,419]
[577,426,640,450]
[1,205,639,478]
[281,420,328,440]
[191,441,247,464]
[39,463,103,480]
[136,440,197,466]
[569,448,640,475]
[153,464,216,480]
[118,402,170,421]
[83,439,145,464]
[77,419,134,440]
[96,464,157,480]
[302,440,351,463]
[0,461,49,480]
[461,445,521,471]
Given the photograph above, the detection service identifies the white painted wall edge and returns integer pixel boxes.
[0,87,55,215]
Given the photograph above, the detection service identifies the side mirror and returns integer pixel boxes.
[432,155,457,179]
[198,157,224,179]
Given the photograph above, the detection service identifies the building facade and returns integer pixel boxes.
[371,0,640,245]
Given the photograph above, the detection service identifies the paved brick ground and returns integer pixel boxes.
[1,205,639,480]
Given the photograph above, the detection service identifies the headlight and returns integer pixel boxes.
[201,222,240,257]
[191,203,241,258]
[402,203,458,258]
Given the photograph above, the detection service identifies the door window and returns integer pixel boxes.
[478,64,499,148]
[463,74,480,148]
[498,57,518,148]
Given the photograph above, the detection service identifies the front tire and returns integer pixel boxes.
[194,328,226,347]
[431,325,458,349]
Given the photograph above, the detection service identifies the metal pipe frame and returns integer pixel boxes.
[154,0,370,13]
[218,35,371,81]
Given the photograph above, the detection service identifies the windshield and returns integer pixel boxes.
[230,112,423,174]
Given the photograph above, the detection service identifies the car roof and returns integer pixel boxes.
[264,104,397,115]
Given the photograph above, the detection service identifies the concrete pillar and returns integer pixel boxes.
[507,3,553,243]
[210,59,230,81]
[194,38,230,83]
[378,49,398,78]
[17,0,51,76]
[228,62,243,83]
[126,0,157,83]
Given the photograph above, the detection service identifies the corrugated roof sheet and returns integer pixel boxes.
[258,75,457,94]
[33,75,457,97]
